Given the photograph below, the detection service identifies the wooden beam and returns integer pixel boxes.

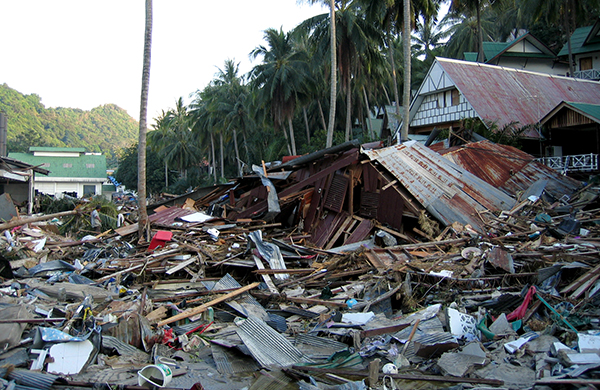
[157,282,260,326]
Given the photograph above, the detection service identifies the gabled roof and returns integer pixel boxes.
[410,58,600,137]
[7,152,106,179]
[558,18,600,56]
[540,101,600,125]
[484,33,556,63]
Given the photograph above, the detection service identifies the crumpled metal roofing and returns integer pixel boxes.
[434,58,600,137]
[363,141,515,232]
[440,140,581,202]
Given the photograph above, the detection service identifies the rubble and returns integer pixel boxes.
[0,140,600,389]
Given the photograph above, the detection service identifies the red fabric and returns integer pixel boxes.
[507,286,537,321]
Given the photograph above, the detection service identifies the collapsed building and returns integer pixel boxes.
[0,139,599,390]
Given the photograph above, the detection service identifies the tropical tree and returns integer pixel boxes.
[151,98,201,179]
[137,0,152,242]
[449,0,488,62]
[359,0,442,141]
[442,4,497,60]
[301,0,337,148]
[250,27,309,156]
[298,1,386,142]
[212,60,252,177]
[412,17,451,61]
[522,0,600,75]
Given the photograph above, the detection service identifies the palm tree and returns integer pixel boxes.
[412,17,451,61]
[298,2,386,142]
[137,0,152,242]
[213,60,251,177]
[250,28,308,156]
[359,0,441,141]
[442,4,496,60]
[301,0,337,148]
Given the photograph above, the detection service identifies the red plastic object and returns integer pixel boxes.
[147,230,173,252]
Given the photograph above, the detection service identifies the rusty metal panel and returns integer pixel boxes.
[149,207,197,226]
[437,58,600,138]
[441,140,581,200]
[323,173,348,213]
[364,142,515,232]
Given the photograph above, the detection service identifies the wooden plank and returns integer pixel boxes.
[165,256,198,275]
[158,282,260,326]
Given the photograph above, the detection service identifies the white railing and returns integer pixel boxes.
[537,154,598,173]
[573,69,600,80]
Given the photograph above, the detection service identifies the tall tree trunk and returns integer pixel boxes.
[164,162,168,188]
[363,86,374,139]
[242,130,250,167]
[565,0,575,76]
[326,0,337,148]
[476,1,484,62]
[211,133,216,182]
[317,99,327,134]
[288,117,297,155]
[233,128,241,177]
[345,74,352,142]
[388,36,402,138]
[137,0,152,242]
[303,106,311,145]
[401,0,411,142]
[219,132,225,181]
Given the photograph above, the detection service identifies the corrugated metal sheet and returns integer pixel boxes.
[441,140,581,201]
[8,369,65,390]
[235,316,308,368]
[364,141,516,232]
[433,58,600,137]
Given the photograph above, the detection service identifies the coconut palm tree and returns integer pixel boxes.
[213,60,252,177]
[300,0,337,148]
[297,1,386,142]
[250,27,309,156]
[358,0,442,141]
[137,0,152,242]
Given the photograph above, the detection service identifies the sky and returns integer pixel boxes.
[0,1,328,123]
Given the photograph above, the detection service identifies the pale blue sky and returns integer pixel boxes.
[0,1,327,122]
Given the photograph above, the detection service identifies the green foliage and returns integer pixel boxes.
[0,84,138,167]
[114,143,174,196]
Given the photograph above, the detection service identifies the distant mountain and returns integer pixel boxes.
[0,83,138,167]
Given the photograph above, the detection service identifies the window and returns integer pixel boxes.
[83,185,96,196]
[451,89,460,106]
[580,57,593,71]
[63,163,72,168]
[86,163,95,168]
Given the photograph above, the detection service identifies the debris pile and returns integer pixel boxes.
[1,140,600,389]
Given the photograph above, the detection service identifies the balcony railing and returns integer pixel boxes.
[537,154,598,173]
[573,69,600,80]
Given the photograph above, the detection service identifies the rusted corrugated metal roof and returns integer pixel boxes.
[436,58,600,137]
[149,207,198,226]
[441,140,581,201]
[363,141,516,232]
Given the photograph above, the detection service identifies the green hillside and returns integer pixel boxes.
[0,83,138,167]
